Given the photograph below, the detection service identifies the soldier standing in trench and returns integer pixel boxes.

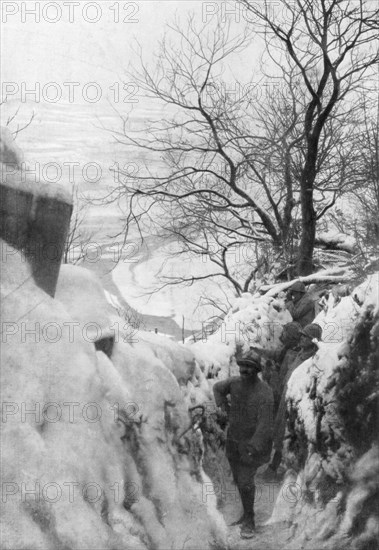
[285,281,315,327]
[213,351,274,539]
[265,323,323,477]
[260,321,302,411]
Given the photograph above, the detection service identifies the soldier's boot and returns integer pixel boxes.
[239,487,256,539]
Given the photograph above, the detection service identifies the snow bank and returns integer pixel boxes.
[313,274,379,344]
[269,272,379,549]
[1,251,227,549]
[190,292,291,380]
[261,267,355,297]
[316,231,357,253]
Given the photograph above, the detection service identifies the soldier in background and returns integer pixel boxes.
[276,322,302,393]
[285,281,315,327]
[259,322,302,412]
[264,323,322,477]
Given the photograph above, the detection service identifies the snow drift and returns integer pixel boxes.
[0,130,227,550]
[0,248,227,549]
[190,291,292,380]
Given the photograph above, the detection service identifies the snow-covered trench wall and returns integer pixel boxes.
[273,274,379,550]
[0,141,226,548]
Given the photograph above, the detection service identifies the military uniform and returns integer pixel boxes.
[213,376,274,529]
[286,293,315,327]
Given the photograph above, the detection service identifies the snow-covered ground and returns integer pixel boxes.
[1,245,228,549]
[112,237,237,331]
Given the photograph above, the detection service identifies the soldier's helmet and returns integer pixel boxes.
[236,349,262,371]
[300,323,323,340]
[289,281,306,293]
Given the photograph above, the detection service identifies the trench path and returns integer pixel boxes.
[212,452,293,550]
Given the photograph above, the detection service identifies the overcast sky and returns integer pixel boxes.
[3,2,199,86]
[2,1,257,103]
[1,1,261,169]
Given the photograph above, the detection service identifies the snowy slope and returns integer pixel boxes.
[0,250,227,550]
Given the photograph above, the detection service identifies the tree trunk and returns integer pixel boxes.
[297,202,316,275]
[297,144,318,275]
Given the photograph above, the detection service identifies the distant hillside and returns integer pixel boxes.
[79,251,193,341]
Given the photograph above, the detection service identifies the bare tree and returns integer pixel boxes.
[240,0,379,274]
[4,105,35,139]
[109,19,281,295]
[328,92,379,268]
[63,185,95,264]
[108,2,378,300]
[109,19,303,293]
[350,95,379,247]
